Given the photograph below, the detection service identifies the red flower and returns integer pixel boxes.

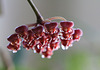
[7,21,83,58]
[7,0,83,58]
[7,20,83,58]
[73,29,83,41]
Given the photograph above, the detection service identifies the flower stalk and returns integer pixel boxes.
[27,0,44,23]
[46,16,67,21]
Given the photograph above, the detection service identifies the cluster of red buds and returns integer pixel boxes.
[7,0,83,58]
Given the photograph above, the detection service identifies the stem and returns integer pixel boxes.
[46,16,67,21]
[27,0,44,23]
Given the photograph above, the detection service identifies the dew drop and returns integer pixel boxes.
[60,36,65,39]
[65,46,69,50]
[37,45,40,49]
[12,50,17,53]
[58,35,60,38]
[34,50,36,53]
[61,44,69,50]
[43,28,45,32]
[41,55,45,58]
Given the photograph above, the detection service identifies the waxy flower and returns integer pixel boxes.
[7,0,83,58]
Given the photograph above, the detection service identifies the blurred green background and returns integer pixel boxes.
[0,0,100,70]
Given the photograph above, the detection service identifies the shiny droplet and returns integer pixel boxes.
[12,50,17,53]
[61,44,69,50]
[41,55,45,58]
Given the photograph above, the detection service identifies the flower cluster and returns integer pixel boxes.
[7,0,83,58]
[7,21,83,58]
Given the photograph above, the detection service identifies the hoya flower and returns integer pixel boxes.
[7,0,83,58]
